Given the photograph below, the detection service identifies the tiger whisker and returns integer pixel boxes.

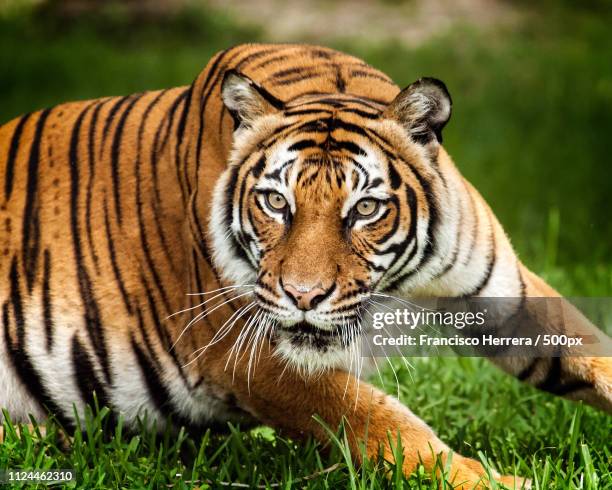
[185,302,257,360]
[361,325,387,396]
[256,314,273,367]
[227,309,262,378]
[186,284,255,296]
[246,313,272,392]
[181,302,256,368]
[351,320,363,409]
[170,290,254,351]
[245,313,266,386]
[341,315,352,399]
[169,286,253,319]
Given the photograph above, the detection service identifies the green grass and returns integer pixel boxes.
[2,358,611,488]
[1,1,611,488]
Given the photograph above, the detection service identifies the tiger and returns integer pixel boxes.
[1,43,611,488]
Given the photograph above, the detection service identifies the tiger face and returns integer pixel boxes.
[210,70,451,371]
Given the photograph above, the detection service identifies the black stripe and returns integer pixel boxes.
[250,53,290,70]
[85,98,110,271]
[335,64,346,92]
[191,247,205,302]
[350,70,395,85]
[288,139,318,152]
[414,175,439,266]
[4,258,72,427]
[151,96,172,207]
[284,108,332,117]
[176,85,193,142]
[196,46,244,165]
[462,187,479,266]
[543,379,594,396]
[328,138,364,155]
[140,275,189,385]
[289,94,388,109]
[251,155,266,178]
[100,95,131,151]
[264,158,295,182]
[374,195,401,245]
[159,89,189,152]
[194,50,228,167]
[134,307,162,371]
[131,336,203,432]
[176,85,193,200]
[388,161,401,190]
[136,91,173,314]
[380,186,417,258]
[536,357,593,396]
[309,48,335,59]
[187,188,215,263]
[151,197,176,273]
[534,358,594,396]
[234,48,281,71]
[4,112,32,200]
[103,196,132,314]
[326,118,370,138]
[434,195,464,278]
[71,335,113,410]
[462,211,496,297]
[42,249,54,352]
[22,108,52,293]
[236,158,260,266]
[261,121,314,148]
[517,358,540,381]
[387,163,440,283]
[536,357,561,392]
[340,107,380,119]
[224,165,250,265]
[69,102,113,383]
[269,66,315,80]
[110,94,143,224]
[272,71,324,87]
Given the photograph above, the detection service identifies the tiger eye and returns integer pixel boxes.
[355,199,379,217]
[267,192,287,210]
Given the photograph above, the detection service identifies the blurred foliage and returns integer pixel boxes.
[0,0,610,291]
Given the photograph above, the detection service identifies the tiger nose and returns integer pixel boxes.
[283,283,329,311]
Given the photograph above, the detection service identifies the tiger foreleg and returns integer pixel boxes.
[492,265,612,413]
[206,343,529,488]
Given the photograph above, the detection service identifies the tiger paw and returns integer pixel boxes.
[445,457,530,489]
[449,471,530,489]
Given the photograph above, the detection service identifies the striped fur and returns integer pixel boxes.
[1,43,610,488]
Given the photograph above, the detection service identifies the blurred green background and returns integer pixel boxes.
[1,0,611,294]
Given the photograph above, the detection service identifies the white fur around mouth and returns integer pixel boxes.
[272,322,366,377]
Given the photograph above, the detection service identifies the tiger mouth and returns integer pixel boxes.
[277,321,357,351]
[281,321,339,337]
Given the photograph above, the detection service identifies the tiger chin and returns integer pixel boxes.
[1,43,611,489]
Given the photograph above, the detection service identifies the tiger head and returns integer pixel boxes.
[210,70,451,372]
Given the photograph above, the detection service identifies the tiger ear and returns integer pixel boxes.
[221,70,284,129]
[383,77,452,145]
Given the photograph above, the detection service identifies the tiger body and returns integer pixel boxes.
[0,85,244,430]
[1,43,610,488]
